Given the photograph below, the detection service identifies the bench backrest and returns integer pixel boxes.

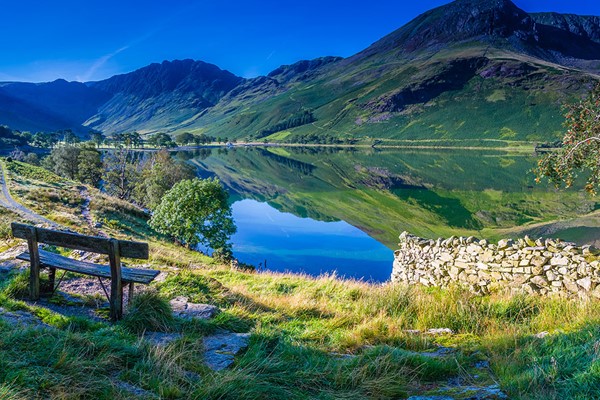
[11,223,149,259]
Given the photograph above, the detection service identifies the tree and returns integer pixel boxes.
[147,133,176,148]
[63,130,79,144]
[50,145,81,179]
[24,153,40,166]
[536,83,600,194]
[30,132,58,148]
[77,145,103,187]
[149,178,236,256]
[174,132,194,146]
[103,149,140,199]
[133,149,195,209]
[91,132,105,148]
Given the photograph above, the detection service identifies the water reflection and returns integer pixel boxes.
[231,199,392,282]
[177,146,600,278]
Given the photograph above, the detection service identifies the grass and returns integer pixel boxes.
[0,153,599,398]
[121,290,175,334]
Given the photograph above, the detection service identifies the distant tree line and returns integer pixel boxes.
[284,131,357,145]
[0,126,30,148]
[14,140,195,210]
[0,124,226,151]
[0,126,90,149]
[257,110,316,139]
[534,140,563,153]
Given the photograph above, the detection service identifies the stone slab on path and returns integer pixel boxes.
[203,332,251,371]
[170,296,220,320]
[0,307,51,329]
[143,331,183,347]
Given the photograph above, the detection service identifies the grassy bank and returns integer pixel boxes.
[0,161,598,399]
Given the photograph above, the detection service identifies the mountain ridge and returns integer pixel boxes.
[1,0,599,141]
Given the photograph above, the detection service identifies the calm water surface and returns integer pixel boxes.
[182,146,600,282]
[231,199,393,282]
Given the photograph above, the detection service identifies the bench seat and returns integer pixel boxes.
[17,249,160,284]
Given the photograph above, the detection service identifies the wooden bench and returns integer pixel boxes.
[11,222,160,321]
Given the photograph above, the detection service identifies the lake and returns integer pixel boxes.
[178,146,600,282]
[231,199,393,282]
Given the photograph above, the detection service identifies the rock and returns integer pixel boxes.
[170,296,220,320]
[419,346,456,358]
[113,379,158,399]
[0,307,51,329]
[577,277,592,291]
[203,332,251,371]
[154,271,169,283]
[546,270,558,281]
[497,239,511,250]
[564,281,579,293]
[0,259,26,274]
[426,328,454,335]
[0,244,28,262]
[534,331,550,339]
[454,384,508,399]
[524,235,536,247]
[551,257,569,266]
[530,276,549,287]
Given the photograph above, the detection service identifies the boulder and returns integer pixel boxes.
[170,296,220,320]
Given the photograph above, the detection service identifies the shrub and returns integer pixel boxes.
[121,289,174,334]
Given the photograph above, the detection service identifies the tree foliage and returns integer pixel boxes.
[147,133,176,148]
[133,149,195,209]
[536,83,600,194]
[103,149,140,199]
[149,178,236,255]
[77,145,103,186]
[257,110,316,139]
[50,145,81,180]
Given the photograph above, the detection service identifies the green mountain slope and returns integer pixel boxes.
[185,0,600,142]
[1,0,600,141]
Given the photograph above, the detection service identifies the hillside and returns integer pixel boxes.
[0,159,598,399]
[1,0,600,142]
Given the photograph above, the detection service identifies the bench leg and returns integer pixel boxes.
[47,268,56,294]
[26,228,40,301]
[110,283,123,322]
[108,239,123,321]
[29,262,40,300]
[128,282,135,306]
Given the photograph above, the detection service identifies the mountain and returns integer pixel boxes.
[1,0,600,142]
[84,59,244,133]
[191,0,600,143]
[531,12,600,44]
[0,79,109,134]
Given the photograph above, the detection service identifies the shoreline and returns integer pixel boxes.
[96,141,538,153]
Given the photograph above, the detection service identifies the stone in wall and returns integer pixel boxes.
[391,231,600,298]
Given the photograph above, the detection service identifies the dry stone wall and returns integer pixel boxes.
[392,231,600,298]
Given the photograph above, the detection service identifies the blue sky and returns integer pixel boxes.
[2,0,600,83]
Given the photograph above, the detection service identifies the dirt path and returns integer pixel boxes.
[0,164,59,227]
[78,186,109,237]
